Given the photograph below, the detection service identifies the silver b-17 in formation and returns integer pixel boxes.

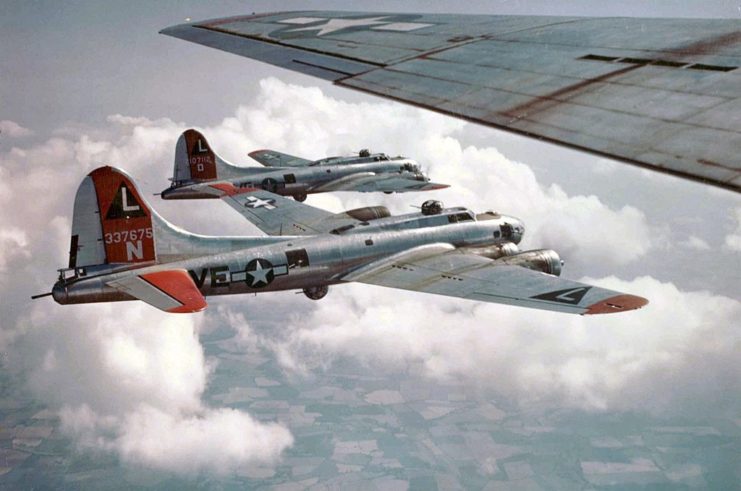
[160,129,448,202]
[40,163,648,316]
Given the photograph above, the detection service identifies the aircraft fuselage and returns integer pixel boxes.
[161,159,429,199]
[52,213,522,305]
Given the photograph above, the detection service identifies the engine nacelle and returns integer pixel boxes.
[493,249,563,276]
[278,183,309,201]
[464,242,519,260]
[343,206,391,221]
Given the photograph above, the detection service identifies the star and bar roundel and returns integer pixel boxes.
[243,258,288,288]
[272,15,434,38]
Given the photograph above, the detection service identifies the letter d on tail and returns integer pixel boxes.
[181,129,217,181]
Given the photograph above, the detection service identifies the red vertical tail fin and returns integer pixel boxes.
[173,129,218,183]
[69,166,156,267]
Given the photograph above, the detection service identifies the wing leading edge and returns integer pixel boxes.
[162,12,741,193]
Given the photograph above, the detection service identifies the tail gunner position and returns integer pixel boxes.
[38,166,648,315]
[160,129,448,202]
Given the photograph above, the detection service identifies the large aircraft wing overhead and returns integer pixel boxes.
[162,12,741,193]
[342,248,648,315]
[249,149,313,167]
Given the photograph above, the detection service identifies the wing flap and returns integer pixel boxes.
[108,269,207,313]
[346,248,647,315]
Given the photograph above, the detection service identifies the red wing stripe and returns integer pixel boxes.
[209,182,259,196]
[140,270,207,313]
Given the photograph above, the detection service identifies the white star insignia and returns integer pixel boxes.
[245,196,276,209]
[278,17,433,36]
[247,261,271,287]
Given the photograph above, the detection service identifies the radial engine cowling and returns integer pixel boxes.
[493,249,563,276]
[343,206,391,221]
[465,242,519,260]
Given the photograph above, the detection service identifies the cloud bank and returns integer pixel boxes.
[725,207,741,252]
[0,119,33,138]
[1,78,737,476]
[256,276,740,417]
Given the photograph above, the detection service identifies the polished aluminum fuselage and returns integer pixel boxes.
[53,213,522,305]
[162,158,426,199]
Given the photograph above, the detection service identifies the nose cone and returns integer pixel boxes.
[52,282,68,305]
[512,218,525,244]
[501,216,525,244]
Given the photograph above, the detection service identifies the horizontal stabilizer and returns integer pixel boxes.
[107,269,207,313]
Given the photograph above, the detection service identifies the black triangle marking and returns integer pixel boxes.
[531,287,591,305]
[106,183,146,219]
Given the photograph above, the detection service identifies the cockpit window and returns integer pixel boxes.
[448,212,474,223]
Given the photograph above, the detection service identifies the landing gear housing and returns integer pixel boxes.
[303,285,329,300]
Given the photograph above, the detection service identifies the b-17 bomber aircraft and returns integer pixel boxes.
[160,129,448,202]
[39,166,648,316]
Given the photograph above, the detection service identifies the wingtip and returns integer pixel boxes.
[423,183,450,190]
[584,294,649,315]
[167,303,207,314]
[159,24,184,36]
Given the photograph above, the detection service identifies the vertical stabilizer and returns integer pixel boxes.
[172,129,251,185]
[173,129,218,183]
[69,167,158,267]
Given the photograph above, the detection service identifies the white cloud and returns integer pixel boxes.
[117,406,292,474]
[724,207,741,252]
[422,145,652,266]
[0,77,722,477]
[0,226,30,272]
[12,303,294,474]
[263,276,740,417]
[680,235,711,251]
[61,404,292,475]
[0,120,33,138]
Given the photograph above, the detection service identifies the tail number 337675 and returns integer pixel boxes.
[104,228,153,244]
